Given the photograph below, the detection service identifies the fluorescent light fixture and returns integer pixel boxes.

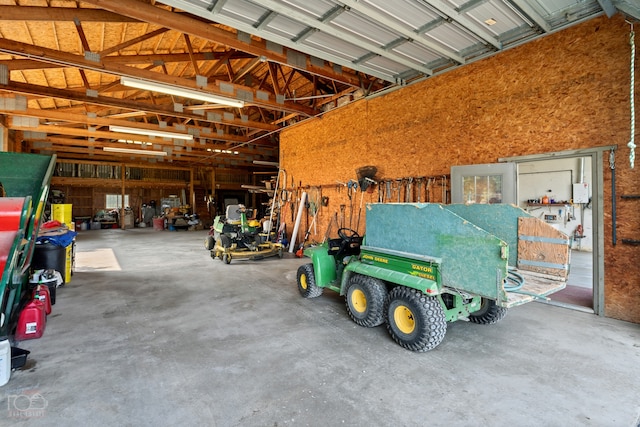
[120,76,245,108]
[109,124,193,141]
[117,139,152,146]
[103,147,167,156]
[206,148,238,154]
[253,160,280,167]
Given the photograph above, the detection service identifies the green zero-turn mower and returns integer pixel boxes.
[205,204,283,264]
[296,203,571,352]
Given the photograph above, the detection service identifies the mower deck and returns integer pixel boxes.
[211,241,284,264]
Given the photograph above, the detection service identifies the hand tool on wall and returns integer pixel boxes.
[347,180,358,228]
[322,212,337,244]
[378,182,384,203]
[426,178,432,202]
[396,179,403,202]
[295,212,317,257]
[356,185,365,233]
[442,175,448,204]
[406,177,413,203]
[385,180,392,202]
[339,204,346,228]
[416,177,424,202]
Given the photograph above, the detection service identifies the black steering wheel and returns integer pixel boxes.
[338,227,360,242]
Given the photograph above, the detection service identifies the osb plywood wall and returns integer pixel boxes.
[280,15,639,323]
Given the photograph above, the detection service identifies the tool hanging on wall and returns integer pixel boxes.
[416,177,424,202]
[426,178,432,202]
[442,175,448,204]
[385,180,392,202]
[322,212,338,244]
[295,213,317,257]
[396,179,403,202]
[339,204,346,228]
[406,177,413,203]
[347,180,358,228]
[356,184,366,233]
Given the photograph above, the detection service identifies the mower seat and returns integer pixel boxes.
[225,204,243,225]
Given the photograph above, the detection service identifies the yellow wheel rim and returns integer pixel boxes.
[300,274,308,290]
[350,289,367,314]
[393,305,415,335]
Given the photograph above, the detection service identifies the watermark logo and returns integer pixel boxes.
[7,390,47,418]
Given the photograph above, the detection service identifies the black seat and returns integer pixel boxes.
[328,236,362,258]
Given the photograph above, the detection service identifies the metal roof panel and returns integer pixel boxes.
[329,9,403,46]
[361,0,442,29]
[264,14,309,39]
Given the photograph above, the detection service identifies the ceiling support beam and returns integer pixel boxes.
[0,6,140,22]
[81,0,377,89]
[0,38,317,116]
[7,122,251,146]
[21,135,271,158]
[0,82,278,131]
[100,28,170,57]
[1,107,256,144]
[596,0,617,18]
[0,52,254,71]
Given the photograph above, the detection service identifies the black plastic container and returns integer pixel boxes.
[31,242,65,283]
[11,347,30,370]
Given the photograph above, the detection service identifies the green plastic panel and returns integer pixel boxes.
[364,203,508,301]
[444,204,533,267]
[0,152,56,337]
[306,244,337,287]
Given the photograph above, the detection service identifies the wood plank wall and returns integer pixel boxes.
[280,15,639,323]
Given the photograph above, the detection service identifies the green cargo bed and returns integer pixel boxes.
[364,203,570,307]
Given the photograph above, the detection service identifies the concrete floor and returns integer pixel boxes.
[547,250,594,309]
[3,228,640,426]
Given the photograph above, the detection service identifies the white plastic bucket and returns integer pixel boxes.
[0,339,10,386]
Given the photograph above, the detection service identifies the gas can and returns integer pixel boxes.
[34,285,52,315]
[15,298,46,341]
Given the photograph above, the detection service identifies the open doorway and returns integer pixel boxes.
[517,157,594,311]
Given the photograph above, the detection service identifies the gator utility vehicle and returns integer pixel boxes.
[297,203,570,352]
[206,204,283,264]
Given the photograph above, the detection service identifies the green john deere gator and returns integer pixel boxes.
[297,203,570,352]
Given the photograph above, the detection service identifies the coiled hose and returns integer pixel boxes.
[504,267,525,291]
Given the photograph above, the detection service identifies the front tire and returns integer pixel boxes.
[297,263,323,298]
[469,298,508,324]
[204,235,215,250]
[386,287,447,352]
[345,275,387,327]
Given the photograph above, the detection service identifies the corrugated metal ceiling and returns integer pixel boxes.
[160,0,638,84]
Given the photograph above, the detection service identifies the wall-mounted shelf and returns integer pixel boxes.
[526,203,570,207]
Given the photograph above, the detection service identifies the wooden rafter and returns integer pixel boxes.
[80,0,373,89]
[0,83,278,131]
[99,28,170,57]
[0,38,317,116]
